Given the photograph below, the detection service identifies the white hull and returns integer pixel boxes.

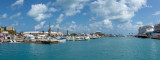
[58,39,66,43]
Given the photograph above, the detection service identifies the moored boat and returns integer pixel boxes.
[58,37,66,43]
[85,36,90,40]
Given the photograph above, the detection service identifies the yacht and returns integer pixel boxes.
[58,37,66,43]
[75,36,81,41]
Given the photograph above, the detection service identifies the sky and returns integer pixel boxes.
[0,0,160,35]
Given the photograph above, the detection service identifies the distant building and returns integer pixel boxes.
[1,26,14,31]
[154,23,160,33]
[139,25,154,34]
[57,27,60,33]
[67,30,69,35]
[95,31,103,35]
[23,31,63,36]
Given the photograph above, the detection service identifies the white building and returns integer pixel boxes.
[139,25,154,34]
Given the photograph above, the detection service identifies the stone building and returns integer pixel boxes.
[1,26,14,31]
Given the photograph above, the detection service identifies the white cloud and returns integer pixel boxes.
[10,12,21,19]
[89,0,147,32]
[144,5,152,8]
[153,11,160,15]
[117,21,143,32]
[72,21,76,24]
[12,22,19,26]
[83,13,87,15]
[34,21,46,30]
[11,0,24,7]
[34,14,52,21]
[2,13,7,18]
[89,16,96,21]
[90,19,113,29]
[28,4,52,21]
[56,14,64,24]
[136,21,143,26]
[55,0,89,16]
[64,22,89,33]
[90,0,146,22]
[48,7,57,12]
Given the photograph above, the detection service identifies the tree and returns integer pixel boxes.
[8,30,17,35]
[71,33,77,36]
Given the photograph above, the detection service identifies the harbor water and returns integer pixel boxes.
[0,37,160,60]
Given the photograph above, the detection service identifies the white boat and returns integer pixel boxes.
[66,36,71,41]
[85,36,90,40]
[58,38,66,43]
[76,37,81,41]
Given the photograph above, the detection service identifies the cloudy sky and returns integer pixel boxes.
[0,0,160,35]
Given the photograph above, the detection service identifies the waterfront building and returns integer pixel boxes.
[2,31,9,35]
[138,25,154,34]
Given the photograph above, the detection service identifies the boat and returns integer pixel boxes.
[85,36,90,40]
[90,36,97,39]
[41,40,52,44]
[75,36,86,41]
[58,37,66,43]
[66,36,71,41]
[41,37,52,44]
[75,36,81,41]
[52,37,55,39]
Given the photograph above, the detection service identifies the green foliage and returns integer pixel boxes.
[8,30,17,35]
[70,33,77,36]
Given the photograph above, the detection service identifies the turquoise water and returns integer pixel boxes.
[0,37,160,60]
